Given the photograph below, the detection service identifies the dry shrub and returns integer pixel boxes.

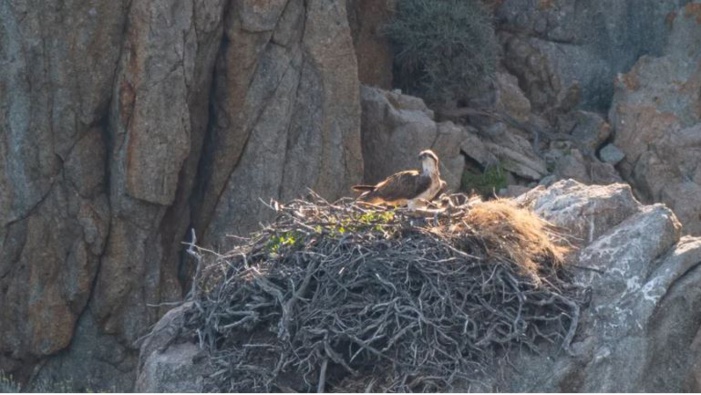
[183,193,586,392]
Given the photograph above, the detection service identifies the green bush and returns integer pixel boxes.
[384,0,498,103]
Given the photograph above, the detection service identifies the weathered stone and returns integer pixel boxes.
[0,0,128,381]
[556,110,612,154]
[471,184,700,392]
[495,71,532,123]
[599,143,625,165]
[135,303,210,393]
[196,0,363,247]
[499,31,561,112]
[610,4,701,235]
[459,128,500,169]
[346,0,395,89]
[496,0,690,112]
[29,310,136,392]
[483,131,548,181]
[516,179,641,245]
[552,149,623,186]
[93,0,227,352]
[2,1,365,389]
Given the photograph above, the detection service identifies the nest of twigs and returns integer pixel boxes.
[183,192,586,392]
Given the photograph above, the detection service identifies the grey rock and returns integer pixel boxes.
[477,183,701,392]
[516,179,641,245]
[557,110,612,154]
[135,303,210,392]
[0,0,128,379]
[460,128,500,169]
[496,0,690,112]
[599,143,625,165]
[495,71,532,123]
[483,131,548,180]
[553,149,623,185]
[137,343,206,393]
[610,5,701,235]
[0,0,360,391]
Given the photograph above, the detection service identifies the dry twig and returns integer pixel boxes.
[182,192,587,392]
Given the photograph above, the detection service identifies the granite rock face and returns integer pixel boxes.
[195,0,363,248]
[495,0,690,112]
[610,3,701,235]
[0,0,361,390]
[347,0,396,89]
[484,180,701,392]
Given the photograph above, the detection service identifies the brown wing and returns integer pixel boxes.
[359,170,432,205]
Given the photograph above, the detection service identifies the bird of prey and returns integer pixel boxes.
[352,149,447,208]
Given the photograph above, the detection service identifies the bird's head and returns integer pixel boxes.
[418,149,440,174]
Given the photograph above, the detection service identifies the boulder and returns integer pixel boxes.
[599,143,625,165]
[483,130,548,181]
[516,179,641,245]
[495,71,532,123]
[556,110,612,155]
[135,303,210,392]
[551,149,623,186]
[478,122,548,181]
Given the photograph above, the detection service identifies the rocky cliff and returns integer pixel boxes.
[1,0,361,390]
[3,0,701,391]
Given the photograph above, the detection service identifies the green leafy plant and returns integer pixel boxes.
[267,232,301,256]
[461,162,508,196]
[384,0,499,103]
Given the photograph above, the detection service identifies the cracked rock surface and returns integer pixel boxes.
[0,0,361,390]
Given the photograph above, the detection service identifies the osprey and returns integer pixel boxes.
[353,149,446,208]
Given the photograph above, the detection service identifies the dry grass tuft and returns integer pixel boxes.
[182,192,586,392]
[457,199,569,280]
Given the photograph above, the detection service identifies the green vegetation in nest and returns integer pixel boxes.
[184,192,586,392]
[384,0,499,103]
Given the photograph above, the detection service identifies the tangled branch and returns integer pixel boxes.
[183,192,586,392]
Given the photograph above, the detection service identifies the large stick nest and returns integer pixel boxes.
[183,193,587,392]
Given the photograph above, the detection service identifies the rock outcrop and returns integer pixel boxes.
[495,0,690,112]
[135,179,701,392]
[0,0,361,391]
[193,0,363,248]
[478,180,701,392]
[610,3,701,235]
